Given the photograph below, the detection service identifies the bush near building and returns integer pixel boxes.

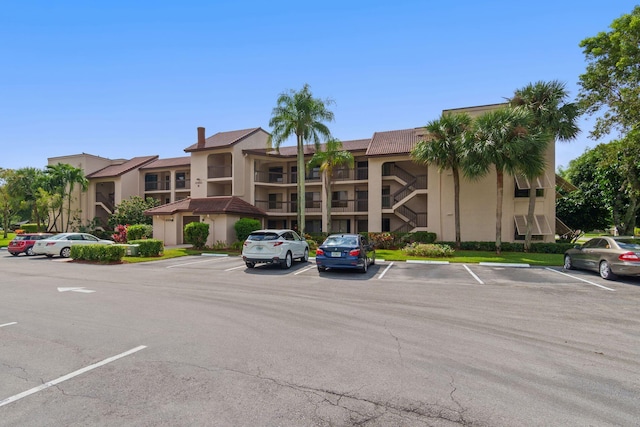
[128,239,164,257]
[127,224,153,241]
[71,245,125,263]
[184,222,209,250]
[234,218,261,242]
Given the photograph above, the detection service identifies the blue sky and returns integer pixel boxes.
[1,1,636,171]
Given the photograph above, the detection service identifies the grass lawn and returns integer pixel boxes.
[0,233,16,247]
[375,249,563,266]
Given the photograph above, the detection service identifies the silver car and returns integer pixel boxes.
[242,229,309,269]
[33,232,114,258]
[563,236,640,280]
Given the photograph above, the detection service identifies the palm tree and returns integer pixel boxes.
[308,138,355,233]
[464,107,548,254]
[45,163,88,231]
[510,80,580,251]
[411,113,473,249]
[268,83,335,235]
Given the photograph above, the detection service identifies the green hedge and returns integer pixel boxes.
[71,244,125,262]
[437,241,574,254]
[128,239,164,257]
[402,243,454,257]
[19,223,40,233]
[127,224,153,241]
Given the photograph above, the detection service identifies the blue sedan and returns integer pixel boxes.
[316,233,375,273]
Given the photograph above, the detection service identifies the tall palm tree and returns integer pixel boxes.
[464,107,548,254]
[45,163,88,231]
[411,113,473,249]
[510,80,580,251]
[308,138,354,233]
[268,83,335,235]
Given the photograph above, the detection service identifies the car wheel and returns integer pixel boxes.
[301,248,309,262]
[281,251,293,269]
[563,255,574,270]
[45,254,54,258]
[360,257,368,274]
[245,262,255,269]
[599,261,617,280]
[60,247,71,258]
[26,247,35,256]
[317,266,326,272]
[10,252,19,256]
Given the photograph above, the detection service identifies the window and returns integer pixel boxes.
[269,167,283,183]
[382,218,391,232]
[332,191,348,208]
[176,172,186,188]
[514,174,547,198]
[514,215,552,236]
[268,193,281,210]
[382,186,391,208]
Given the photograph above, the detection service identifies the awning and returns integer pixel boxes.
[514,215,553,235]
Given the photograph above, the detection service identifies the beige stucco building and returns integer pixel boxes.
[49,104,556,246]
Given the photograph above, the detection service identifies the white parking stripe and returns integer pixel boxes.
[294,265,316,275]
[0,322,17,328]
[166,258,225,269]
[378,262,394,279]
[544,268,616,291]
[0,345,147,408]
[225,265,246,271]
[463,264,484,284]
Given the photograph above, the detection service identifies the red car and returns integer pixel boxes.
[8,233,54,256]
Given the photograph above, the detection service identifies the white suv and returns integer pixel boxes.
[242,229,309,269]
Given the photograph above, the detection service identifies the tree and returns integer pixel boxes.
[0,169,19,238]
[464,107,548,254]
[6,167,48,231]
[108,196,161,228]
[411,113,473,249]
[578,6,640,139]
[44,163,88,232]
[509,80,580,251]
[268,83,335,235]
[308,138,354,233]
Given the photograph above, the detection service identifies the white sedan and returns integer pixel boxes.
[33,233,114,258]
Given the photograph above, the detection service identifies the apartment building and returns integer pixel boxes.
[49,104,556,246]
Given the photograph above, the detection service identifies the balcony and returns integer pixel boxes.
[254,170,321,184]
[175,179,190,190]
[255,200,322,213]
[331,167,369,181]
[145,181,171,191]
[208,165,232,179]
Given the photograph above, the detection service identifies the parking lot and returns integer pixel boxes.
[1,251,639,426]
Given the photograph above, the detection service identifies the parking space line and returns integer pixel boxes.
[544,268,615,291]
[225,265,246,271]
[463,264,485,284]
[166,258,226,269]
[0,322,17,328]
[378,262,394,279]
[294,265,316,275]
[0,345,147,408]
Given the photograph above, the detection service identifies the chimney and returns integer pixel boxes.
[197,127,206,148]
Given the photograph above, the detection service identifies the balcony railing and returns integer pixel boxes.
[145,181,171,191]
[208,165,232,179]
[331,167,369,181]
[254,170,321,184]
[175,179,190,190]
[255,200,322,213]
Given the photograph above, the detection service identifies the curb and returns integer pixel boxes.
[201,253,229,257]
[406,260,449,265]
[479,262,530,268]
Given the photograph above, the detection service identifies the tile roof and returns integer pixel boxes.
[145,197,266,217]
[86,156,158,178]
[140,156,191,170]
[365,128,427,156]
[243,138,372,158]
[184,128,263,152]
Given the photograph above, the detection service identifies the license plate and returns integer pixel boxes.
[331,252,342,257]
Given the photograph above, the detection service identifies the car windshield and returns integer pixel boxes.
[13,236,29,241]
[247,232,279,241]
[324,236,358,247]
[616,240,640,250]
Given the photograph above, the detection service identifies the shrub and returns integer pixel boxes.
[112,224,128,243]
[230,241,244,251]
[438,241,574,254]
[129,239,164,257]
[306,239,318,251]
[184,222,209,249]
[71,244,125,263]
[127,224,153,241]
[21,223,39,233]
[211,240,227,250]
[402,243,455,257]
[369,232,397,249]
[234,218,261,242]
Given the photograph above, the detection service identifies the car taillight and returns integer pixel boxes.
[619,252,640,262]
[273,241,284,247]
[316,248,324,256]
[349,249,360,256]
[243,241,249,246]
